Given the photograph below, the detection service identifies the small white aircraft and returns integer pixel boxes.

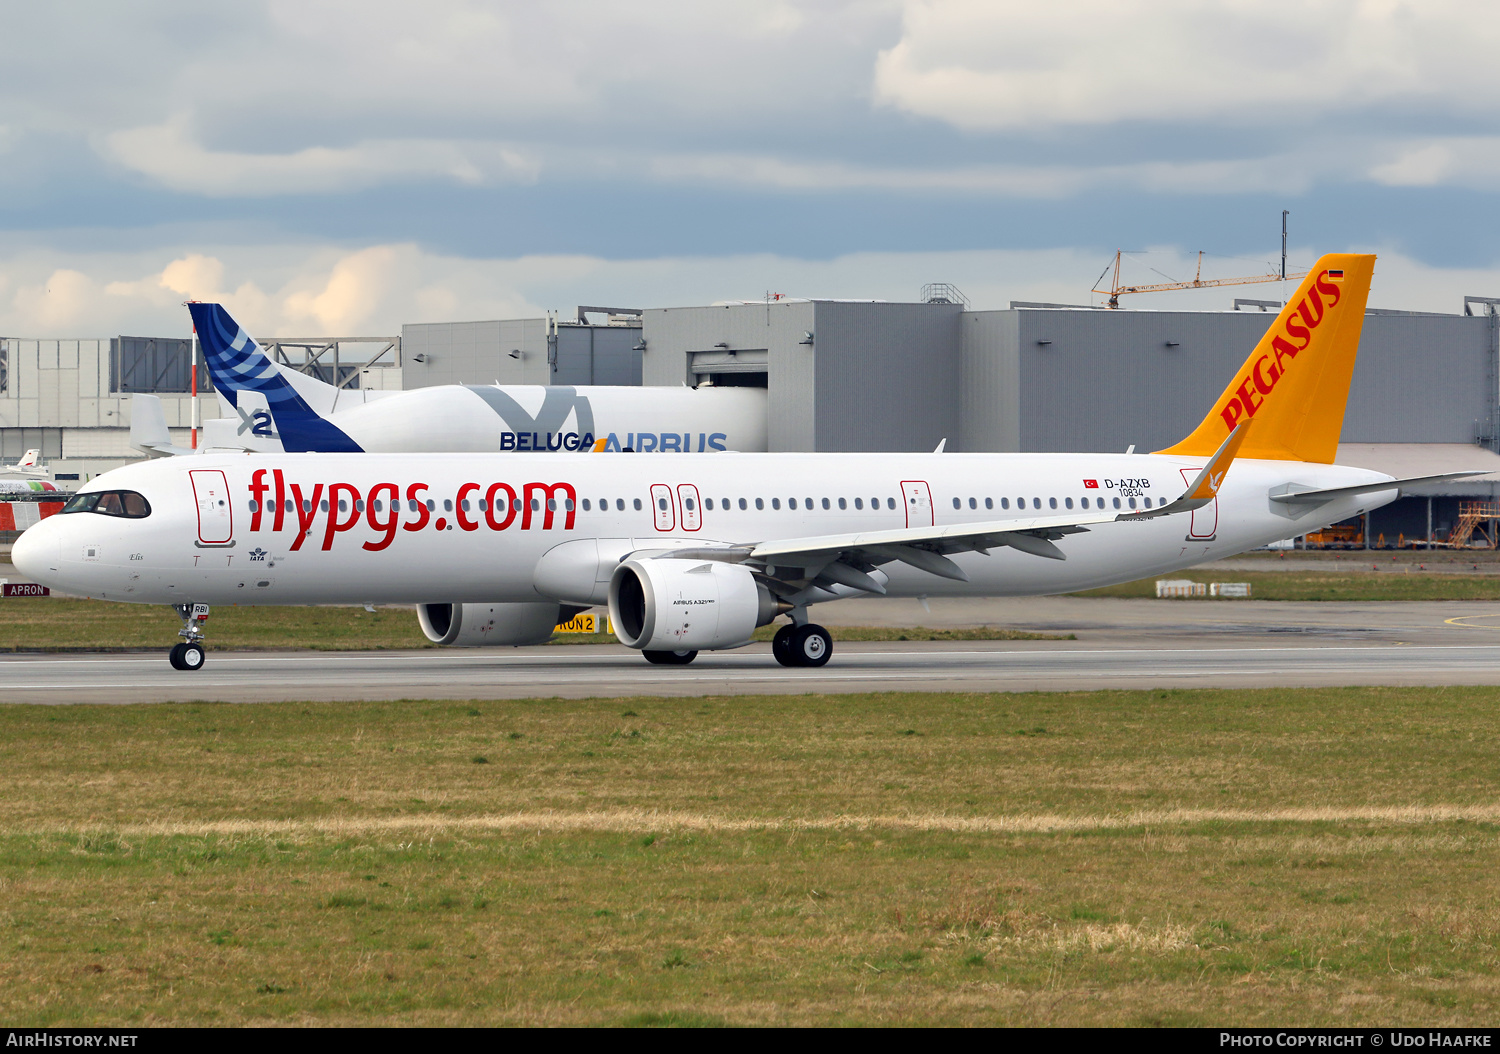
[161,302,768,457]
[1,450,47,477]
[14,254,1481,671]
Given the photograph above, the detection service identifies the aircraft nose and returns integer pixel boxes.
[11,520,61,583]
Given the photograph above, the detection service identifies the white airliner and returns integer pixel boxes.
[1,450,48,477]
[174,303,767,456]
[13,255,1480,671]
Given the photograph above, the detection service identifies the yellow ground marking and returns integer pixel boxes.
[1445,613,1500,629]
[21,805,1500,840]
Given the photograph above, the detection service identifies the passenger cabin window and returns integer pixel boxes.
[985,498,994,510]
[61,490,152,518]
[756,498,764,510]
[952,497,960,510]
[739,498,748,510]
[1000,497,1009,509]
[633,498,642,511]
[854,498,863,509]
[772,498,781,510]
[887,497,896,510]
[1064,497,1073,509]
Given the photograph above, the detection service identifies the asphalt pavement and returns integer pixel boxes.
[9,596,1500,703]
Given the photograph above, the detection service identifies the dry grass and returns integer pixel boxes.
[5,686,1500,1025]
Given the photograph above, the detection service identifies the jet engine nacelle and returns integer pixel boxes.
[607,557,780,652]
[416,601,563,647]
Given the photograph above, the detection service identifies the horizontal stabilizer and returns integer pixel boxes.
[1269,471,1490,505]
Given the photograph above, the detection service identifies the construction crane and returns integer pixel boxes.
[1093,250,1308,309]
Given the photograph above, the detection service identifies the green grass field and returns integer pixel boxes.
[4,687,1500,1025]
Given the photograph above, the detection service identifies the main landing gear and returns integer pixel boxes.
[169,603,209,671]
[772,623,833,668]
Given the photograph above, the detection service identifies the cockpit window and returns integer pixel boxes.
[61,490,151,519]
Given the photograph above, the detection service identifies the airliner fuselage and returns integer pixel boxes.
[13,450,1389,607]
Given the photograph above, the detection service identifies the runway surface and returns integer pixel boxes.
[10,597,1500,703]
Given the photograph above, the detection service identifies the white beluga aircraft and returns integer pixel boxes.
[150,303,767,457]
[14,255,1482,671]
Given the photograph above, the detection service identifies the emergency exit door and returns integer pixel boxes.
[190,469,234,546]
[649,483,675,531]
[1179,467,1217,540]
[901,480,934,527]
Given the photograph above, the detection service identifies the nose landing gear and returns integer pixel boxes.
[169,603,209,671]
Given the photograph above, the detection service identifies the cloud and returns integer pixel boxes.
[104,117,539,196]
[874,0,1500,131]
[4,240,1499,341]
[646,147,1331,196]
[1369,136,1500,190]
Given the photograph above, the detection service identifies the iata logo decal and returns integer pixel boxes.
[1218,269,1343,432]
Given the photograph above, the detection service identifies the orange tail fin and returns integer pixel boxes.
[1155,253,1374,464]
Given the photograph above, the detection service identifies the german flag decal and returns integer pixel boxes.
[1327,269,1344,281]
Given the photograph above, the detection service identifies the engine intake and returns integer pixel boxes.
[416,602,570,647]
[607,557,782,652]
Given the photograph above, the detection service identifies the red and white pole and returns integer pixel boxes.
[190,323,199,449]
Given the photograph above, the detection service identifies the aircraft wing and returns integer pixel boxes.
[724,421,1254,588]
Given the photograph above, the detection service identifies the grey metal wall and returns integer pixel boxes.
[1344,315,1489,444]
[1013,309,1276,452]
[997,309,1491,453]
[402,319,551,388]
[643,302,815,451]
[550,325,643,386]
[811,301,962,453]
[401,319,642,389]
[958,311,1019,452]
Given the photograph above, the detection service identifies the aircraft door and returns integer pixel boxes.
[901,480,934,528]
[1178,467,1217,540]
[190,469,235,546]
[677,484,702,531]
[650,483,675,531]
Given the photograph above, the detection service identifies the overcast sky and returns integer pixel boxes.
[4,0,1500,335]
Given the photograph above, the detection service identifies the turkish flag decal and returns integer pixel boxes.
[1083,479,1099,489]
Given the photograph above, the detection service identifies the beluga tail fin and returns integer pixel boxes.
[187,302,364,453]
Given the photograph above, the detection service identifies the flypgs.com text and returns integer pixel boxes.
[248,469,578,553]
